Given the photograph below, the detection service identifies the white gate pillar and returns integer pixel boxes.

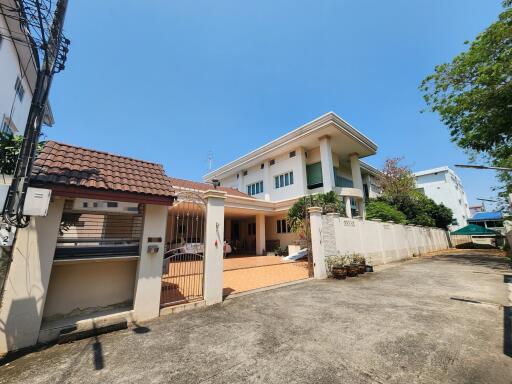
[204,190,226,305]
[308,207,327,279]
[133,204,168,322]
[0,198,64,354]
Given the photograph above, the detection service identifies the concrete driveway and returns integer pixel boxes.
[1,250,511,384]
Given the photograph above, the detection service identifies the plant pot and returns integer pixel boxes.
[357,264,366,274]
[365,265,374,272]
[331,266,347,279]
[346,264,359,277]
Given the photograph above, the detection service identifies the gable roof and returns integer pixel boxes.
[168,177,251,198]
[31,141,175,203]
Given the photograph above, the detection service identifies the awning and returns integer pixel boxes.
[451,224,500,236]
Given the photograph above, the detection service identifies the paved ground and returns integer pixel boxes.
[1,250,511,384]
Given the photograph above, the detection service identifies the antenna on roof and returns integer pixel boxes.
[206,151,214,171]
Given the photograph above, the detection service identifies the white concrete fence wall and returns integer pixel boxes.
[309,208,451,276]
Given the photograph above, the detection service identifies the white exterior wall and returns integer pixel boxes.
[317,214,450,270]
[414,168,470,230]
[218,144,376,204]
[0,15,33,136]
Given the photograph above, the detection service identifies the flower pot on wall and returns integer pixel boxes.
[331,266,347,279]
[346,265,359,277]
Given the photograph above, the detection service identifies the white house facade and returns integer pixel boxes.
[202,112,382,254]
[0,0,53,136]
[413,166,470,230]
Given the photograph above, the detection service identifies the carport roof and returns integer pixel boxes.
[451,224,500,236]
[168,177,251,198]
[31,141,175,204]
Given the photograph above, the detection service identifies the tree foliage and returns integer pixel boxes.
[287,191,344,233]
[420,1,512,198]
[365,200,407,224]
[378,157,416,202]
[0,133,45,176]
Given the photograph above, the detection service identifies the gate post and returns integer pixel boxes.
[204,190,226,305]
[133,204,168,322]
[308,207,327,279]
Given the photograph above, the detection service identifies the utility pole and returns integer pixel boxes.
[1,0,70,228]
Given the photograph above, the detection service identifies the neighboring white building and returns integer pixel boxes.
[413,166,470,230]
[202,112,382,253]
[0,0,53,136]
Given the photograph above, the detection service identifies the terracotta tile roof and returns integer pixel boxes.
[31,141,174,199]
[168,177,251,198]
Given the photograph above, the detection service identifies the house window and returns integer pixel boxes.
[289,151,296,158]
[248,222,256,236]
[247,181,263,196]
[1,118,12,135]
[276,219,290,234]
[107,202,118,208]
[274,171,293,189]
[14,76,25,102]
[333,168,353,188]
[243,170,248,176]
[269,159,275,166]
[306,162,323,189]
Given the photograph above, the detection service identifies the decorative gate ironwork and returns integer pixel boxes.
[161,192,206,307]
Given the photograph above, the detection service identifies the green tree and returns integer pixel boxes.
[287,191,344,233]
[0,133,46,180]
[365,200,407,224]
[420,1,512,199]
[378,157,416,203]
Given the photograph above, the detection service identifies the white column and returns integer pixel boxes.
[350,154,365,218]
[0,198,64,354]
[133,203,168,322]
[350,153,364,191]
[238,172,245,193]
[344,196,352,218]
[319,136,335,192]
[263,161,271,201]
[296,147,308,196]
[203,190,226,305]
[308,207,327,279]
[255,213,266,255]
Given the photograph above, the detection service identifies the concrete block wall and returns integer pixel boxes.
[317,213,450,267]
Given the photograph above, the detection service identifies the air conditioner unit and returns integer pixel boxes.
[72,198,140,214]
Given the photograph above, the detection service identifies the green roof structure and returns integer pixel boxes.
[451,224,500,236]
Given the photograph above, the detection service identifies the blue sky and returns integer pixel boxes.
[47,0,504,207]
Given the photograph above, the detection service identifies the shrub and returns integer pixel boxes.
[366,200,407,224]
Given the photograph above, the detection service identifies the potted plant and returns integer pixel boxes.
[352,253,366,274]
[344,253,359,277]
[325,254,348,279]
[365,255,374,272]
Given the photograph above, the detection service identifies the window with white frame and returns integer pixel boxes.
[274,171,293,189]
[14,76,25,102]
[247,180,263,196]
[276,219,290,234]
[1,118,12,135]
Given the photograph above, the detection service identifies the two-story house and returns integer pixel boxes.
[199,112,381,255]
[0,0,54,136]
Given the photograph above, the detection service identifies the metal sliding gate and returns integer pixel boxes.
[161,192,206,307]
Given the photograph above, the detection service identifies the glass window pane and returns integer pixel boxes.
[247,186,251,195]
[260,181,263,193]
[280,175,284,187]
[290,172,294,185]
[285,173,289,186]
[275,176,279,189]
[277,220,281,233]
